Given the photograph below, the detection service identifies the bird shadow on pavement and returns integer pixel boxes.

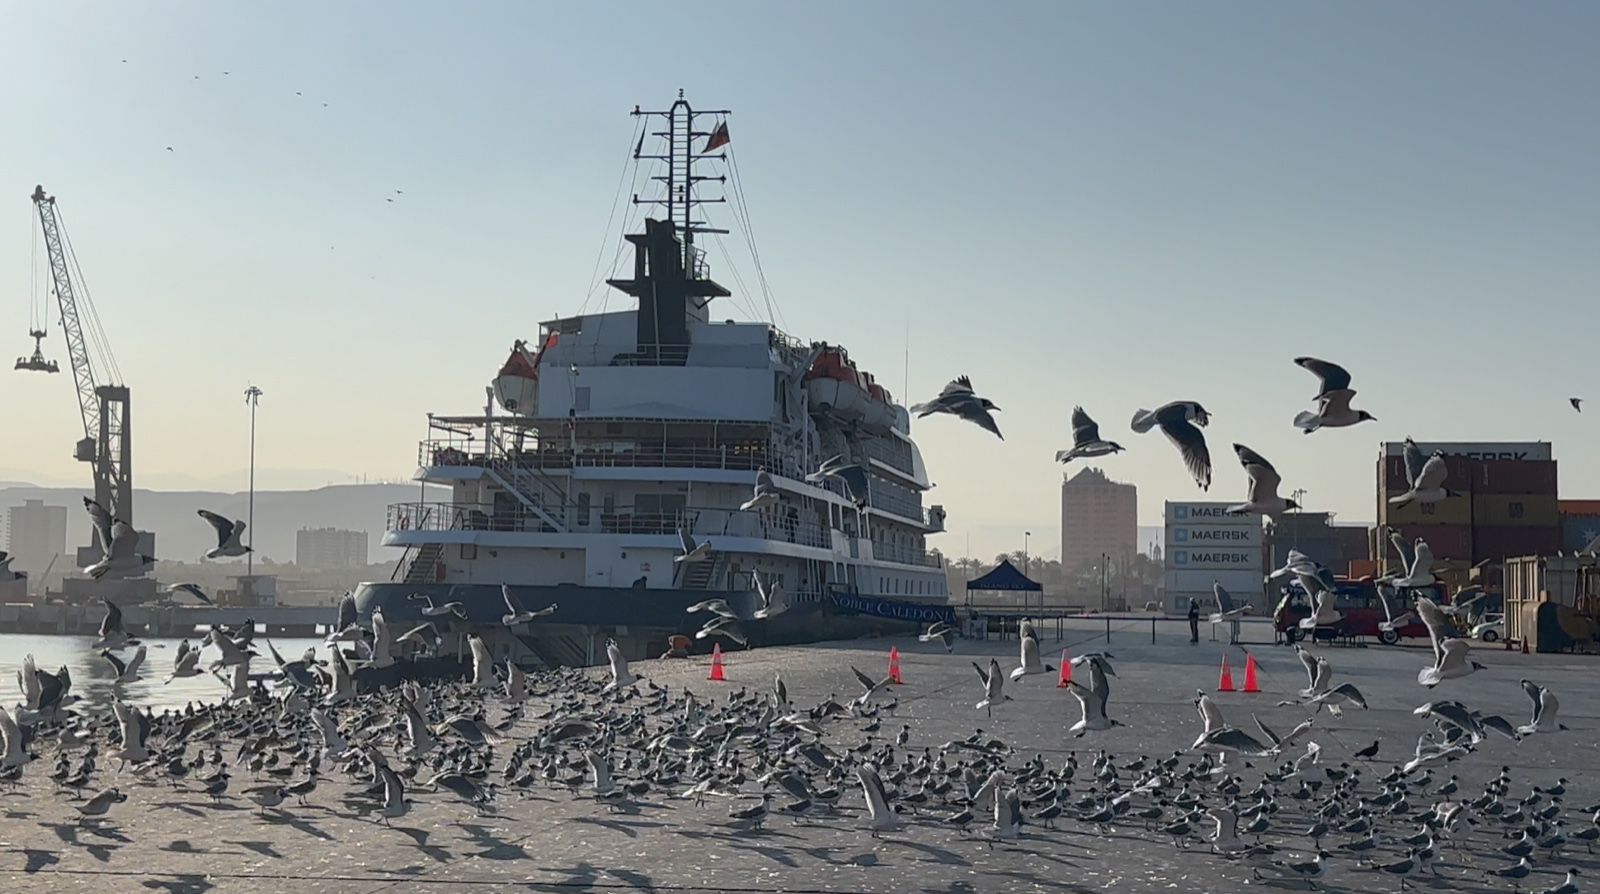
[153,799,249,816]
[259,810,335,841]
[605,867,658,890]
[455,823,531,861]
[139,874,216,894]
[391,826,453,863]
[17,848,60,873]
[881,838,973,867]
[570,815,669,838]
[526,860,600,893]
[224,840,282,859]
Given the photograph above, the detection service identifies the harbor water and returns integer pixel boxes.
[0,632,323,712]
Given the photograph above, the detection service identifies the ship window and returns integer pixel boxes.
[576,492,591,527]
[460,544,477,561]
[575,387,591,411]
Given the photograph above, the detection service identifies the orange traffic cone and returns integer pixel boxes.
[1217,653,1236,692]
[1242,653,1260,693]
[888,646,904,684]
[1056,650,1073,688]
[708,643,726,682]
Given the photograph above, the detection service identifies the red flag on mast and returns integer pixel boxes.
[703,121,730,154]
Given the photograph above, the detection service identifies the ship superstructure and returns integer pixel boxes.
[357,94,951,665]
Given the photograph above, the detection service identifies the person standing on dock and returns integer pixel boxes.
[1187,597,1201,643]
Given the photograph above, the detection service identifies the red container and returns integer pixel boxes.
[1382,523,1474,563]
[1471,525,1561,562]
[1477,460,1558,496]
[1379,455,1482,493]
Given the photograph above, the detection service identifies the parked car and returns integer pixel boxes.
[1470,614,1505,643]
[1273,578,1448,645]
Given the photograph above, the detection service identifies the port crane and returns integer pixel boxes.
[15,185,134,561]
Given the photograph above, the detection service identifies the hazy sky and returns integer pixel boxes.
[2,3,1597,562]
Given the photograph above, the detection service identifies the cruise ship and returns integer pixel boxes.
[355,94,955,666]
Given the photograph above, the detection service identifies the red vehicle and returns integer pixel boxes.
[1273,577,1447,645]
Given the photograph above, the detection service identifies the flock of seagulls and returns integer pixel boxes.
[0,586,1589,893]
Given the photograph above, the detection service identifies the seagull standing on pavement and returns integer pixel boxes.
[1056,406,1124,464]
[911,376,1003,440]
[1131,401,1212,490]
[1227,444,1300,517]
[1292,357,1376,433]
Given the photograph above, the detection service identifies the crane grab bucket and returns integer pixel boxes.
[14,329,59,373]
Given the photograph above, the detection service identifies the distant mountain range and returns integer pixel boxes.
[0,483,442,566]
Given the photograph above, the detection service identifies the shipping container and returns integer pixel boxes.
[1382,523,1475,563]
[1379,493,1472,527]
[1559,499,1600,516]
[1472,526,1561,563]
[1472,494,1559,527]
[1476,460,1558,496]
[1347,558,1380,579]
[1378,455,1479,497]
[1561,514,1600,552]
[1381,442,1552,461]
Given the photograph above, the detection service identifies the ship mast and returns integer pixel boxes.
[632,89,731,273]
[607,92,732,365]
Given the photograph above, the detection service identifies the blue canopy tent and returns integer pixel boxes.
[965,559,1043,613]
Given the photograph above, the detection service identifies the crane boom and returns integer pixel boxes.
[31,186,101,446]
[28,185,133,550]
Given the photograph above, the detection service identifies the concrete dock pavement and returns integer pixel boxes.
[3,619,1598,893]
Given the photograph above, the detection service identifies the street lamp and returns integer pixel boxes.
[244,385,263,577]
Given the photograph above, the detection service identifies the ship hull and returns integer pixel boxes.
[353,581,954,666]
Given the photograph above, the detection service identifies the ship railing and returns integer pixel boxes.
[872,542,945,569]
[386,502,829,549]
[420,439,784,475]
[861,438,915,477]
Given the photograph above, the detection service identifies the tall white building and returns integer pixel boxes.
[296,527,370,570]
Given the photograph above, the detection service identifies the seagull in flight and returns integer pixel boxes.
[197,510,251,558]
[1227,444,1299,516]
[804,455,870,508]
[1131,401,1212,490]
[739,468,780,512]
[1385,537,1437,588]
[918,620,958,652]
[1517,679,1566,735]
[1292,357,1376,433]
[1055,406,1124,464]
[675,527,712,563]
[1389,438,1459,508]
[501,584,557,625]
[1570,397,1583,413]
[910,376,1002,440]
[1415,596,1484,687]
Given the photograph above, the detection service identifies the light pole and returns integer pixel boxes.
[244,385,263,577]
[1023,531,1033,614]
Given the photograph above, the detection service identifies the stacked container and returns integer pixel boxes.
[1375,444,1560,566]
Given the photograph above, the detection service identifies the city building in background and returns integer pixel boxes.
[1162,501,1263,613]
[5,499,68,575]
[295,527,370,570]
[1375,441,1558,584]
[1060,467,1136,573]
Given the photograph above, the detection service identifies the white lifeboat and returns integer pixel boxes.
[493,336,550,416]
